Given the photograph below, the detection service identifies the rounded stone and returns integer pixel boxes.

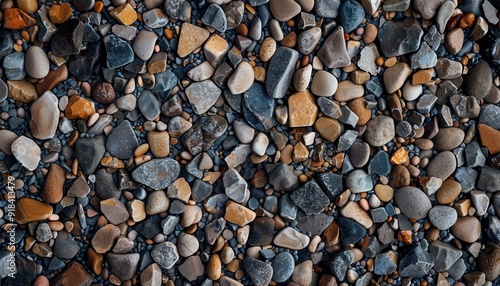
[146,190,170,215]
[364,115,395,147]
[394,186,432,220]
[259,37,276,62]
[435,179,461,205]
[177,232,199,257]
[346,169,373,193]
[426,151,456,180]
[272,252,295,283]
[451,216,481,243]
[25,46,50,79]
[433,127,465,151]
[464,59,492,100]
[227,61,254,94]
[428,205,457,230]
[402,80,422,101]
[311,70,338,97]
[29,91,59,140]
[349,142,370,167]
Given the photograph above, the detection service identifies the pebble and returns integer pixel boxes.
[339,0,365,33]
[383,62,412,94]
[288,90,318,127]
[477,242,500,281]
[269,0,301,21]
[11,136,41,171]
[202,4,227,32]
[132,158,180,190]
[451,216,482,243]
[426,151,457,180]
[228,61,254,94]
[318,26,350,68]
[378,18,423,57]
[243,257,273,286]
[266,47,299,99]
[274,227,310,250]
[346,169,373,193]
[315,0,340,18]
[25,46,50,79]
[29,91,59,140]
[15,198,53,224]
[413,0,447,19]
[364,115,395,147]
[334,80,364,101]
[464,59,492,100]
[272,252,294,283]
[435,179,461,204]
[311,70,338,97]
[428,205,457,230]
[433,127,465,151]
[394,186,432,220]
[298,27,321,55]
[177,23,209,58]
[314,117,342,142]
[186,80,221,115]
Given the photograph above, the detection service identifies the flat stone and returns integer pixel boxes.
[378,18,423,57]
[435,58,462,79]
[224,0,244,29]
[429,240,462,272]
[413,0,447,19]
[394,186,432,220]
[288,90,318,127]
[7,79,38,103]
[106,120,138,159]
[426,151,456,180]
[186,80,221,114]
[243,83,276,131]
[358,44,380,76]
[148,131,170,158]
[223,168,249,203]
[133,30,157,61]
[290,179,329,215]
[383,62,412,94]
[346,169,373,193]
[51,18,84,57]
[182,115,228,155]
[269,0,301,21]
[15,197,53,224]
[318,26,350,68]
[11,136,40,171]
[132,158,180,190]
[141,263,163,285]
[374,251,398,276]
[340,201,373,228]
[315,0,340,18]
[224,201,256,226]
[243,257,273,286]
[337,216,367,245]
[109,3,137,25]
[326,250,353,281]
[266,47,299,99]
[178,23,209,58]
[202,4,227,32]
[273,227,310,250]
[478,124,500,154]
[272,252,294,283]
[103,34,134,69]
[339,0,365,33]
[317,97,342,119]
[411,43,437,69]
[428,205,457,230]
[436,179,461,204]
[311,70,338,97]
[151,241,179,269]
[30,91,59,140]
[266,163,298,191]
[107,253,140,281]
[92,224,120,253]
[433,127,465,151]
[364,115,395,147]
[399,246,434,278]
[464,59,492,100]
[51,262,92,286]
[445,27,464,55]
[314,117,342,142]
[164,0,191,21]
[101,197,129,224]
[228,62,254,94]
[74,135,105,175]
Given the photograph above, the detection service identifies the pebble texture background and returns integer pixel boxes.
[0,0,499,285]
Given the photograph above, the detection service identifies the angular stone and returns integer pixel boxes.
[178,23,209,58]
[51,18,84,57]
[11,136,40,171]
[273,227,310,250]
[243,83,276,131]
[202,4,227,32]
[15,197,53,224]
[223,168,249,203]
[132,158,180,190]
[104,34,134,69]
[269,0,301,21]
[164,0,191,21]
[224,201,256,226]
[265,47,299,99]
[7,79,38,103]
[181,115,228,156]
[51,262,92,286]
[314,117,342,142]
[107,253,140,280]
[288,90,318,127]
[109,3,137,25]
[383,62,412,94]
[318,26,350,68]
[374,251,398,276]
[186,80,221,114]
[429,240,462,272]
[106,121,138,159]
[364,115,395,147]
[378,18,423,57]
[74,136,105,175]
[290,179,329,215]
[339,0,365,33]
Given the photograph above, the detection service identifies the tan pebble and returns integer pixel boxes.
[436,179,461,204]
[359,198,369,211]
[451,216,481,243]
[308,235,321,252]
[259,37,277,62]
[207,254,222,280]
[363,23,378,44]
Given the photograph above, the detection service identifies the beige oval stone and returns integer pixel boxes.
[334,80,364,101]
[374,184,394,202]
[207,254,222,280]
[259,37,276,62]
[311,70,338,97]
[227,61,254,94]
[451,216,481,243]
[383,62,412,94]
[147,131,170,158]
[293,64,312,91]
[269,0,301,22]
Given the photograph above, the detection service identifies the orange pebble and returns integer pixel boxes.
[376,56,385,66]
[164,28,173,39]
[287,19,295,27]
[94,1,104,13]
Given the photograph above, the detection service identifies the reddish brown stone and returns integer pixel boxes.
[36,64,68,95]
[91,81,116,104]
[41,163,65,204]
[51,261,93,286]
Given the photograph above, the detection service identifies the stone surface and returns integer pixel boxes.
[106,120,138,159]
[132,158,181,190]
[364,116,395,147]
[378,18,423,57]
[394,186,432,220]
[464,59,492,100]
[30,91,59,140]
[178,23,209,58]
[266,47,299,99]
[288,90,318,127]
[318,26,350,68]
[186,80,221,114]
[11,136,41,171]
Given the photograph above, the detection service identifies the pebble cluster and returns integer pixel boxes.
[0,0,500,285]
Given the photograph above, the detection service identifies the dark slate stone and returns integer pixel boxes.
[370,207,389,223]
[279,194,299,220]
[374,251,398,276]
[338,0,365,33]
[326,250,353,281]
[398,246,435,278]
[202,4,227,33]
[185,153,204,179]
[479,104,500,130]
[132,158,181,190]
[95,168,121,199]
[265,47,299,99]
[248,217,275,246]
[135,215,162,239]
[256,4,271,25]
[104,34,134,69]
[138,90,162,121]
[337,216,366,245]
[106,120,138,159]
[191,179,213,202]
[477,166,500,192]
[3,52,25,80]
[454,167,478,193]
[83,22,100,42]
[0,28,12,58]
[164,0,191,21]
[365,76,384,97]
[243,257,273,286]
[51,18,84,57]
[464,59,493,100]
[315,173,343,201]
[243,83,277,131]
[124,58,145,74]
[272,252,294,283]
[266,163,298,191]
[181,115,228,156]
[487,216,500,243]
[152,70,178,101]
[290,180,330,215]
[106,253,140,281]
[448,258,466,281]
[48,257,65,272]
[224,89,242,113]
[169,200,186,214]
[459,0,484,15]
[68,41,101,81]
[53,231,80,259]
[378,18,423,57]
[2,256,36,285]
[423,25,443,51]
[212,62,233,87]
[296,213,334,236]
[368,150,392,176]
[74,0,95,11]
[75,135,106,175]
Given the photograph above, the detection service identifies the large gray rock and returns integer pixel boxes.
[394,186,432,220]
[106,120,139,159]
[429,240,462,272]
[378,18,423,57]
[464,59,492,100]
[75,135,106,175]
[132,158,181,190]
